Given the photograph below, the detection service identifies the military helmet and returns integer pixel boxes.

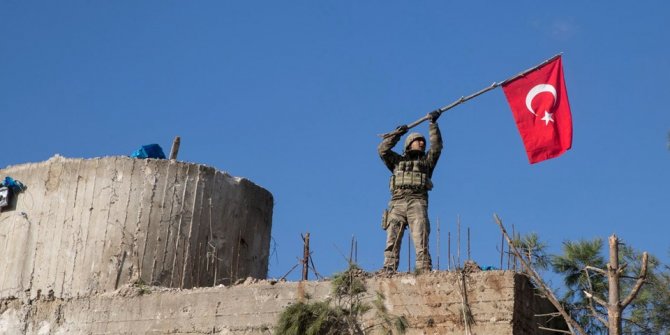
[404,132,426,152]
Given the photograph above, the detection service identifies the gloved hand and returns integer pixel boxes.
[395,125,409,135]
[428,110,441,123]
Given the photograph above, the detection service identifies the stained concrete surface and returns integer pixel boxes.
[0,156,273,300]
[0,156,565,334]
[0,271,560,335]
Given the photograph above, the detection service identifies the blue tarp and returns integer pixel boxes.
[131,144,166,159]
[1,177,26,192]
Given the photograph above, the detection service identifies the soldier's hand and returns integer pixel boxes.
[428,110,441,123]
[396,125,409,135]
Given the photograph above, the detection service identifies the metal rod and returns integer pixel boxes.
[355,239,358,263]
[510,230,512,270]
[350,235,355,263]
[447,231,451,271]
[500,230,505,270]
[279,263,300,281]
[309,253,322,280]
[235,228,242,283]
[537,326,572,334]
[467,226,471,260]
[379,53,563,138]
[457,215,461,268]
[436,217,440,271]
[510,224,517,272]
[499,53,563,86]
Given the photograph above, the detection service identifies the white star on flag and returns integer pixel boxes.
[541,111,554,125]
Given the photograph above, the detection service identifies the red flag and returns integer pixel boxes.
[502,56,572,164]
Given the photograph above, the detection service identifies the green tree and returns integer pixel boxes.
[495,216,666,335]
[623,252,670,335]
[649,263,670,332]
[535,236,670,335]
[551,238,608,334]
[512,232,551,271]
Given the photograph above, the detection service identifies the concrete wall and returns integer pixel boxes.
[0,156,565,334]
[0,156,273,300]
[0,271,561,335]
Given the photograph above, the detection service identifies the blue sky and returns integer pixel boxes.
[1,2,668,281]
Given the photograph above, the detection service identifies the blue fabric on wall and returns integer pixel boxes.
[1,176,25,192]
[131,144,166,159]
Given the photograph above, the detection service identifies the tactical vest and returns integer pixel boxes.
[389,158,433,191]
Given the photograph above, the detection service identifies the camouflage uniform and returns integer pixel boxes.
[378,121,442,272]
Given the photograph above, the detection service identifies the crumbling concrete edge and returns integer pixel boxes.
[0,271,561,335]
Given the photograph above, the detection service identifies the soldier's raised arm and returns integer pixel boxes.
[378,125,408,172]
[426,112,443,171]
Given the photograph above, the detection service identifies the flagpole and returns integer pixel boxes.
[498,53,563,86]
[379,53,563,138]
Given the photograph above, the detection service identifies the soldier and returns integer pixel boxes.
[378,111,442,273]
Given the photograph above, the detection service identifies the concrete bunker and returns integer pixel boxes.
[0,155,273,300]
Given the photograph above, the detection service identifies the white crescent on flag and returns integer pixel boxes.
[525,84,557,115]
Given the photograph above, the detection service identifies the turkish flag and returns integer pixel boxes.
[502,56,572,164]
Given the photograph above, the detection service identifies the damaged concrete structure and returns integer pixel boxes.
[0,271,560,334]
[0,155,274,300]
[0,156,562,334]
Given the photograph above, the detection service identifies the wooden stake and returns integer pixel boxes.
[169,136,181,160]
[302,233,310,281]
